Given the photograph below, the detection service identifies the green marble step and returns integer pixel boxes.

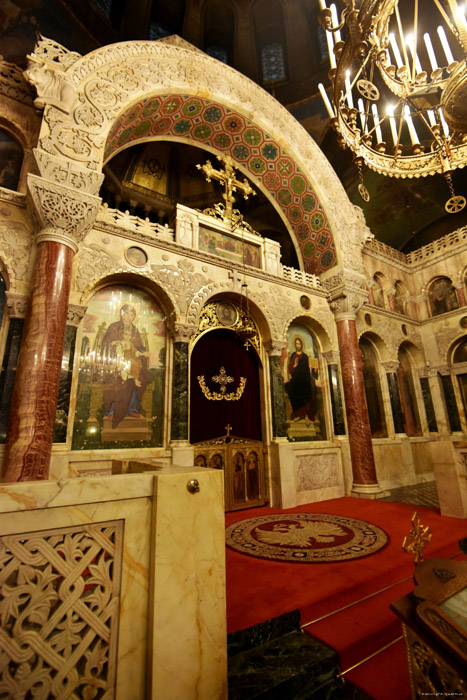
[228,627,339,700]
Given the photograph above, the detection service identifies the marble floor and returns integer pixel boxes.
[381,480,440,510]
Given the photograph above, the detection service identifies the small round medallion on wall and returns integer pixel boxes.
[460,316,467,329]
[300,295,311,310]
[125,246,148,267]
[216,301,238,326]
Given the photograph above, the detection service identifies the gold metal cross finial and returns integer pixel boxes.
[196,155,256,224]
[225,424,232,437]
[402,511,432,564]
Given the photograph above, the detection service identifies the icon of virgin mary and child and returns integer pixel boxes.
[101,304,152,428]
[284,335,317,427]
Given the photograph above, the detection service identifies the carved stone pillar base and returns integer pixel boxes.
[351,483,389,499]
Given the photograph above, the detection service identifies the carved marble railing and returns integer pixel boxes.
[405,226,467,265]
[281,265,323,290]
[365,226,467,268]
[95,203,174,241]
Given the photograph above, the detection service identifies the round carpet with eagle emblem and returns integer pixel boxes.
[225,513,389,563]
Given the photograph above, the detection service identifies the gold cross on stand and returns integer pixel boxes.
[197,155,256,225]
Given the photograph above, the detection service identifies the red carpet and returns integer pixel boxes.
[226,497,464,634]
[226,497,465,699]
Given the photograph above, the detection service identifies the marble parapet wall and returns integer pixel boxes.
[0,468,227,700]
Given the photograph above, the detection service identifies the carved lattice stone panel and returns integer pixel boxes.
[0,521,123,699]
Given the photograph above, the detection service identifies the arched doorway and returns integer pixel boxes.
[189,303,266,510]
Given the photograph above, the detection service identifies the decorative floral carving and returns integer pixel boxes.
[34,149,104,195]
[0,59,35,105]
[0,217,31,280]
[150,258,212,318]
[28,175,101,246]
[67,303,87,327]
[74,243,119,292]
[0,521,122,699]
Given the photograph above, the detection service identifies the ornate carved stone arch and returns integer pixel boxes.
[27,37,359,275]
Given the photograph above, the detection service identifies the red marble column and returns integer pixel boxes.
[2,241,73,482]
[336,318,379,488]
[456,286,466,307]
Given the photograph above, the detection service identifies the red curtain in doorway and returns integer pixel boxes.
[190,329,262,443]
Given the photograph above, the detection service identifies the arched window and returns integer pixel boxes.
[359,337,387,437]
[261,43,286,82]
[397,346,422,436]
[394,281,406,315]
[317,25,329,63]
[204,0,234,67]
[72,284,166,450]
[372,274,385,308]
[206,46,229,64]
[282,322,326,441]
[0,130,23,192]
[428,276,459,316]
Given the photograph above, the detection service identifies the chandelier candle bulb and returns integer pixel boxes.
[318,0,327,9]
[405,34,423,75]
[437,26,455,65]
[358,98,367,132]
[427,109,437,127]
[330,4,341,42]
[387,105,399,146]
[424,32,439,71]
[404,106,419,145]
[318,83,335,117]
[372,104,383,143]
[345,71,354,108]
[389,32,404,69]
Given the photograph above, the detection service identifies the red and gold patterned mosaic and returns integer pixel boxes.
[105,95,336,274]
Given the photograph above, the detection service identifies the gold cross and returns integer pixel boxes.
[212,366,234,394]
[225,424,232,437]
[197,155,256,224]
[402,511,432,564]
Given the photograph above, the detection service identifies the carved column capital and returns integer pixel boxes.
[323,274,369,322]
[322,350,340,365]
[170,322,197,343]
[27,174,101,252]
[265,340,287,357]
[382,361,400,374]
[5,292,29,318]
[431,364,450,376]
[67,303,87,327]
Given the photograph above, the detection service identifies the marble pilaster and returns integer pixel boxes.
[440,373,462,432]
[383,363,405,434]
[326,363,346,436]
[419,376,439,433]
[171,341,189,442]
[268,344,287,438]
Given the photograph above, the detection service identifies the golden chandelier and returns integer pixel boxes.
[318,0,467,212]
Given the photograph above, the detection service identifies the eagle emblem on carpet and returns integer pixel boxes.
[225,513,388,563]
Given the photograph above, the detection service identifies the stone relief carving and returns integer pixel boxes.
[0,214,32,281]
[253,287,297,338]
[333,205,373,277]
[0,60,35,105]
[0,521,122,699]
[67,303,87,327]
[150,258,214,320]
[433,319,467,363]
[28,36,82,71]
[34,149,104,195]
[24,40,79,114]
[5,292,28,318]
[74,243,120,293]
[295,453,340,491]
[27,175,101,247]
[169,322,198,343]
